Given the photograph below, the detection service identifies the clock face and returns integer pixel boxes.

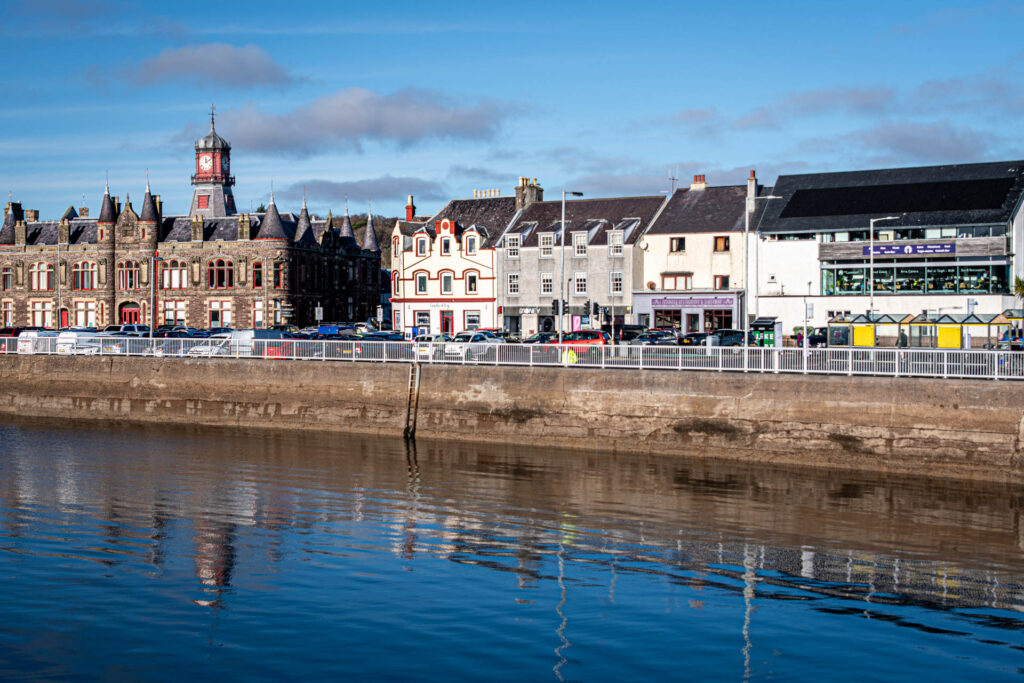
[199,154,213,171]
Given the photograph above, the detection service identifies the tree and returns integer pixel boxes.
[256,203,267,213]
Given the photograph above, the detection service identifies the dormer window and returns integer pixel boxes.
[505,234,520,259]
[416,237,427,256]
[573,232,587,257]
[466,235,477,254]
[441,237,451,255]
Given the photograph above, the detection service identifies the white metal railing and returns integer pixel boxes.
[2,335,1023,380]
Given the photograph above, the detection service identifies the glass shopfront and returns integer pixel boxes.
[822,264,1009,296]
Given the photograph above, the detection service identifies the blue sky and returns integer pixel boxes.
[2,0,1023,220]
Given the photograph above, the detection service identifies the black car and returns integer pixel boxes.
[807,327,828,348]
[681,332,710,346]
[713,329,756,346]
[523,332,556,344]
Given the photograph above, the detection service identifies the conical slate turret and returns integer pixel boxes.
[98,182,116,223]
[337,204,355,239]
[140,177,159,223]
[361,209,380,253]
[255,192,289,240]
[293,195,315,244]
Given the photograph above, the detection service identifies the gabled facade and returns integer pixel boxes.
[632,173,759,332]
[495,179,664,336]
[0,116,381,329]
[389,194,517,336]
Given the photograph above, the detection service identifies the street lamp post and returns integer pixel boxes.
[150,254,163,338]
[867,216,899,313]
[559,190,583,345]
[55,238,62,330]
[743,194,781,368]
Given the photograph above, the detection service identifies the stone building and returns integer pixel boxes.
[0,114,380,329]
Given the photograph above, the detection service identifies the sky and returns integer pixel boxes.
[2,0,1024,220]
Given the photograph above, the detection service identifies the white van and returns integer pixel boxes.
[56,330,101,355]
[187,329,287,357]
[17,330,58,355]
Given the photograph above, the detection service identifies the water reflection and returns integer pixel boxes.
[0,416,1022,679]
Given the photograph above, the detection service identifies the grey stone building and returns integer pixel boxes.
[495,179,665,336]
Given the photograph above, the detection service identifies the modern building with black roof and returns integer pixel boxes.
[0,115,381,330]
[754,160,1024,343]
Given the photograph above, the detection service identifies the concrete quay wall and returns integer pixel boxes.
[0,355,1022,483]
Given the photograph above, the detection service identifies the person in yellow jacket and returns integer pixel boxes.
[561,348,578,364]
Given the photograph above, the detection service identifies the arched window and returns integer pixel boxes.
[440,270,454,294]
[72,261,97,290]
[29,262,54,291]
[160,259,187,290]
[0,266,12,291]
[207,258,233,289]
[273,261,285,289]
[252,262,263,288]
[465,270,479,295]
[117,260,140,290]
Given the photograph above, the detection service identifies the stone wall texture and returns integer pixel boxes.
[1,356,1021,483]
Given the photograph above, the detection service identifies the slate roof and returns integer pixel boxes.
[421,196,519,248]
[337,208,355,239]
[395,220,426,237]
[361,212,380,252]
[645,185,752,235]
[98,187,116,223]
[254,198,292,240]
[506,196,664,247]
[294,201,316,244]
[140,186,159,223]
[758,160,1024,234]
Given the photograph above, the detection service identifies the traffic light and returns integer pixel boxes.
[592,301,599,316]
[583,300,591,316]
[551,300,558,316]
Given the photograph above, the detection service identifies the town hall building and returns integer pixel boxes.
[0,112,381,330]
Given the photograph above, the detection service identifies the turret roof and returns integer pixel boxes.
[361,210,380,253]
[254,194,290,240]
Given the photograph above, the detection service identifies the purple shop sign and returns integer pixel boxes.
[652,297,734,307]
[861,242,955,256]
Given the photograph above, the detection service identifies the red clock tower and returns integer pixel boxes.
[189,106,236,217]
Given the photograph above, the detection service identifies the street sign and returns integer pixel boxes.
[315,306,323,321]
[806,303,814,318]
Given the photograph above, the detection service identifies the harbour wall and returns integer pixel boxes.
[0,355,1022,483]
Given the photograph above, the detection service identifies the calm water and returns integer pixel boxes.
[1,418,1023,680]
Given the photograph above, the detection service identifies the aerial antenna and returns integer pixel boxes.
[210,103,216,129]
[667,167,678,195]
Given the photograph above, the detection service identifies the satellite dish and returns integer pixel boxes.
[647,281,656,290]
[637,239,648,251]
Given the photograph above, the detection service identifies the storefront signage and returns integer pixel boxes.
[862,242,955,256]
[651,297,734,307]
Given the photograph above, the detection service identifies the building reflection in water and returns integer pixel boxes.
[1,416,1024,672]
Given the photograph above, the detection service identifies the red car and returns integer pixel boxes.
[549,330,611,345]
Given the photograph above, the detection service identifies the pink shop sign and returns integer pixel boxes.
[651,297,734,307]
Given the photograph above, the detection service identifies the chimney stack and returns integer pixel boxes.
[690,174,707,191]
[24,209,39,222]
[406,195,416,221]
[515,176,543,211]
[78,207,89,218]
[746,170,757,214]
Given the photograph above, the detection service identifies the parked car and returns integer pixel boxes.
[711,329,756,346]
[625,331,679,346]
[550,330,612,345]
[522,332,556,344]
[681,332,711,346]
[187,329,288,357]
[56,330,101,354]
[16,329,59,354]
[444,331,505,360]
[603,324,647,343]
[362,331,405,341]
[413,333,451,360]
[101,324,150,337]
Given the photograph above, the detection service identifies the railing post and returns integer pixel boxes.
[847,348,852,376]
[943,351,948,379]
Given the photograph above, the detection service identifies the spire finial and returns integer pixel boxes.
[270,180,275,205]
[105,171,109,195]
[210,103,216,130]
[345,194,349,215]
[302,186,307,210]
[367,200,372,217]
[145,168,150,193]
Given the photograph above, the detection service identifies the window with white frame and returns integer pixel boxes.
[416,237,427,256]
[574,271,587,295]
[465,235,477,254]
[1,301,12,326]
[160,301,186,325]
[416,273,428,294]
[506,272,520,296]
[466,272,478,294]
[393,311,401,331]
[161,259,187,289]
[540,272,554,295]
[441,272,453,294]
[540,233,553,258]
[505,234,520,258]
[30,300,53,327]
[441,238,451,255]
[609,231,623,257]
[209,300,232,327]
[465,311,481,329]
[670,237,685,252]
[573,233,587,257]
[1,267,12,291]
[29,262,54,291]
[72,261,97,290]
[415,311,430,327]
[610,271,623,294]
[73,301,97,327]
[252,300,264,328]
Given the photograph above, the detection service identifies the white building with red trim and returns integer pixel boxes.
[390,193,519,337]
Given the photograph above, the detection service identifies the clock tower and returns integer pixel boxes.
[189,106,236,217]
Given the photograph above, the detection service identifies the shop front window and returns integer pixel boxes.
[871,267,894,294]
[926,266,957,293]
[834,268,866,294]
[894,267,925,294]
[959,266,989,293]
[653,309,681,330]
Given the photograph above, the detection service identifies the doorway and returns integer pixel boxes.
[119,302,141,325]
[441,310,453,335]
[59,309,69,329]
